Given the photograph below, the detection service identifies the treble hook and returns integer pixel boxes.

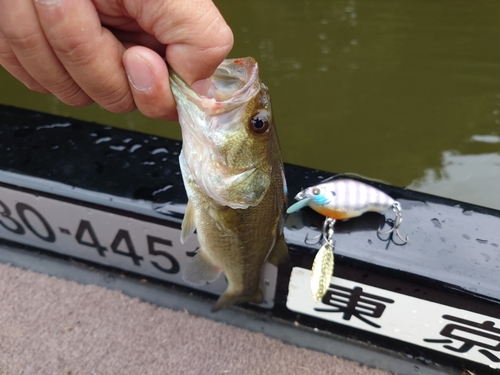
[304,231,322,246]
[377,202,409,245]
[304,217,337,247]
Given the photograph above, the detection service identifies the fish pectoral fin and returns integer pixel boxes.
[266,236,289,267]
[182,251,221,285]
[180,200,196,244]
[211,288,264,313]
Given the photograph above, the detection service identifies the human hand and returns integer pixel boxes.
[0,0,233,120]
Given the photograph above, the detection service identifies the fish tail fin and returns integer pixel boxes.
[182,250,221,285]
[266,236,289,267]
[211,288,264,313]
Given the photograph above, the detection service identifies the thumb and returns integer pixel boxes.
[124,0,233,89]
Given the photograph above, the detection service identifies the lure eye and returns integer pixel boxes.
[249,112,270,134]
[312,188,320,195]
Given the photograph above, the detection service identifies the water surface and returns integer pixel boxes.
[1,0,499,209]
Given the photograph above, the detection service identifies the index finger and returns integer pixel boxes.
[33,0,135,113]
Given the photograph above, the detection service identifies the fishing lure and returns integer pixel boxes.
[287,178,408,244]
[287,178,408,302]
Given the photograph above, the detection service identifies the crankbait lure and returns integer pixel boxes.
[287,178,408,302]
[287,178,408,244]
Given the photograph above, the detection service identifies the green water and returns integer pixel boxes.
[1,0,499,209]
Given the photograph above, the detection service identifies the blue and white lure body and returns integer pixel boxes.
[287,178,394,220]
[287,178,408,302]
[287,178,407,244]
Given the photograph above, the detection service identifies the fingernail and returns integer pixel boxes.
[192,78,212,96]
[35,0,61,6]
[124,53,154,92]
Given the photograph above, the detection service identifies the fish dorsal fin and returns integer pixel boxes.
[266,236,289,267]
[183,251,222,285]
[180,200,196,244]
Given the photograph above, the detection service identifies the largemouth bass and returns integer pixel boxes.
[170,57,288,312]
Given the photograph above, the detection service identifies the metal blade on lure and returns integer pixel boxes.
[310,242,334,302]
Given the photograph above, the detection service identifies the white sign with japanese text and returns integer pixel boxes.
[287,267,500,369]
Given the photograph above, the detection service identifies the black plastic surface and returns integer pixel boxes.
[1,104,498,304]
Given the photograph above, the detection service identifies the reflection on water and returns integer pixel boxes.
[1,0,500,209]
[409,151,500,210]
[409,128,500,209]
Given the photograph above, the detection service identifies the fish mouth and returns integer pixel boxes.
[205,58,259,102]
[169,58,261,115]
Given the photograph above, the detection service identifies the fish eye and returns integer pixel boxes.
[312,188,320,195]
[249,112,270,134]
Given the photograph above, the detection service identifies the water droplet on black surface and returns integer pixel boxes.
[36,122,71,130]
[129,144,142,153]
[152,185,173,196]
[95,136,112,144]
[151,148,169,155]
[109,145,126,151]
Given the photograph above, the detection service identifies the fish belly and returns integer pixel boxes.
[184,171,282,311]
[196,190,271,310]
